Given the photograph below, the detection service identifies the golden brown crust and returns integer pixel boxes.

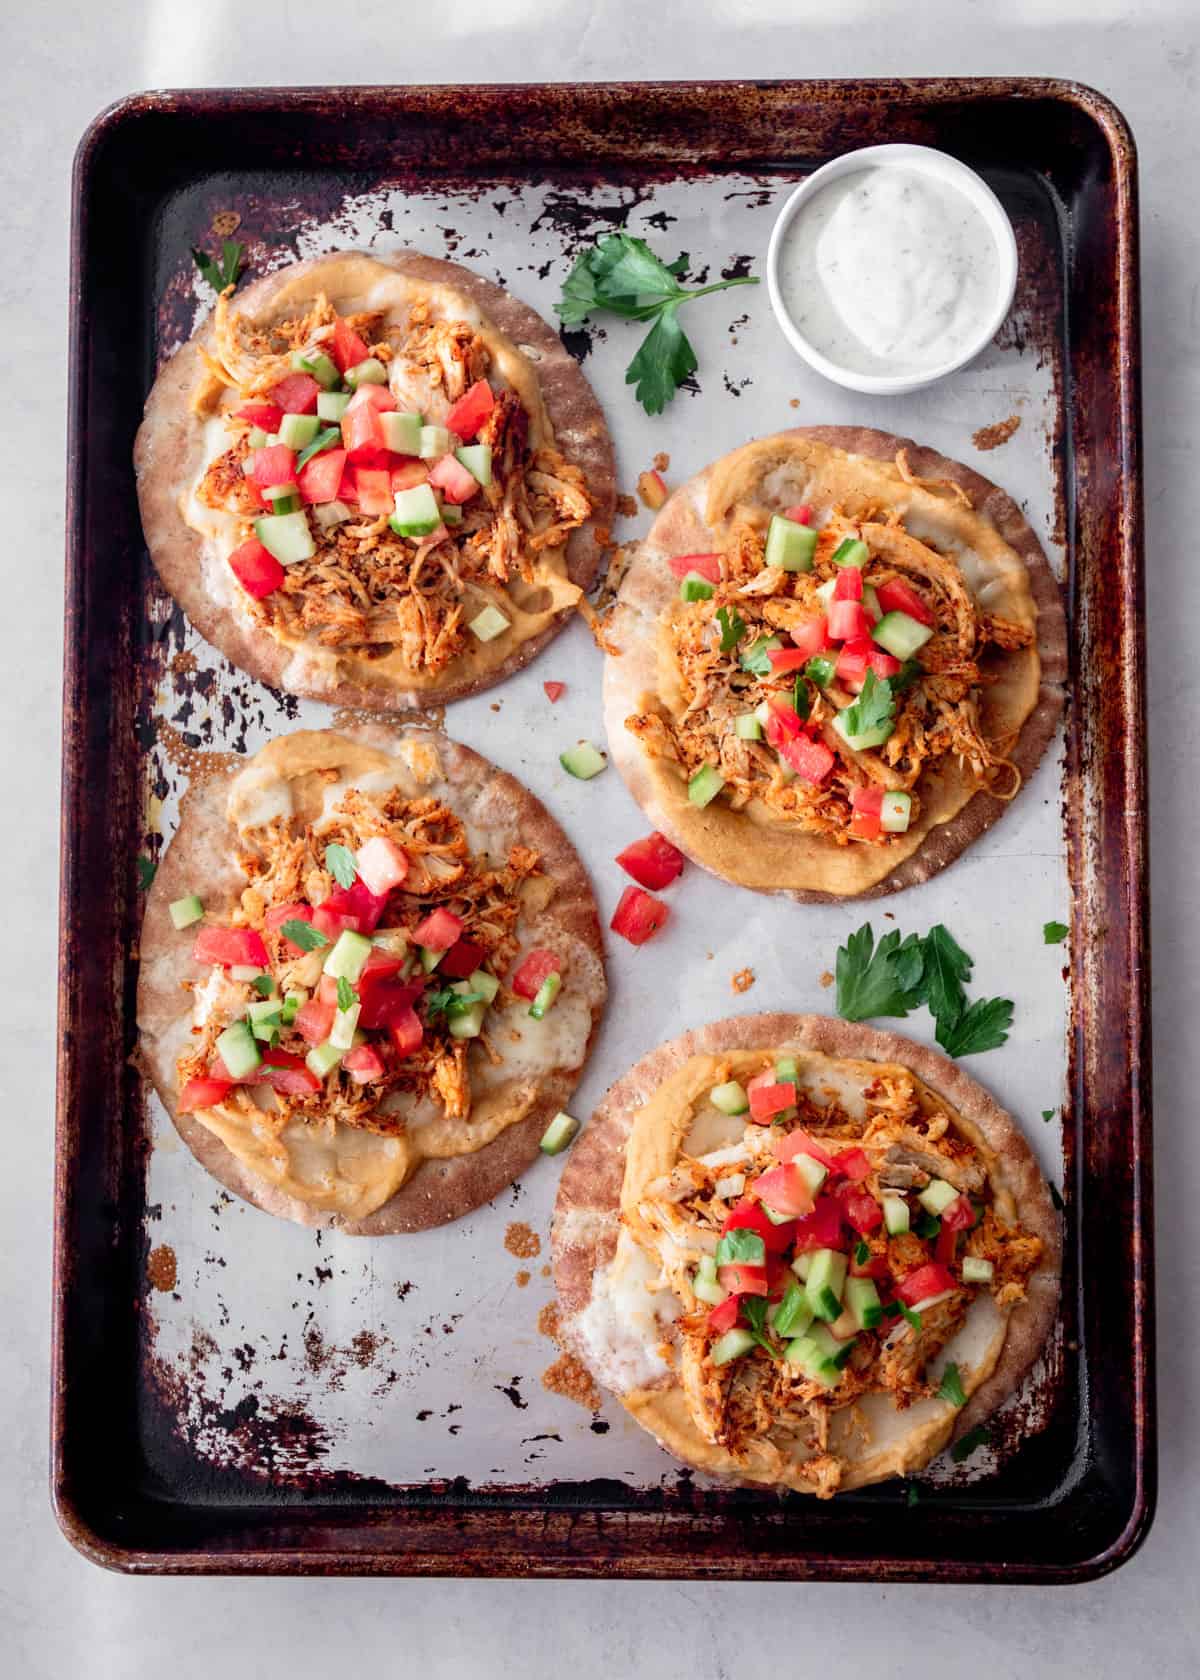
[134,250,615,708]
[136,722,606,1233]
[603,427,1067,901]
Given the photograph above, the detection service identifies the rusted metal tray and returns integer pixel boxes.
[56,79,1151,1581]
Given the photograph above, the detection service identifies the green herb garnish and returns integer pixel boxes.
[835,924,924,1023]
[191,239,246,295]
[251,974,276,997]
[325,843,358,890]
[805,654,836,687]
[336,975,356,1012]
[899,1304,924,1332]
[893,657,924,694]
[913,1212,941,1241]
[716,606,746,653]
[280,919,328,952]
[741,1294,781,1359]
[792,674,811,720]
[714,1228,766,1268]
[833,921,1012,1057]
[936,996,1014,1058]
[841,668,895,743]
[950,1424,991,1464]
[556,234,759,415]
[425,985,485,1021]
[739,634,779,677]
[921,924,973,1032]
[937,1362,967,1408]
[296,427,343,471]
[853,1240,870,1266]
[1042,1108,1056,1123]
[1043,921,1068,944]
[136,855,157,890]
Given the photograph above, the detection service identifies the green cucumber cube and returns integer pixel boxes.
[169,893,204,929]
[688,765,725,807]
[322,929,373,982]
[389,483,442,538]
[295,426,342,471]
[290,348,339,389]
[832,708,894,753]
[330,1000,362,1050]
[882,1193,911,1235]
[317,390,352,423]
[765,514,818,572]
[962,1255,995,1284]
[448,1001,486,1039]
[305,1040,343,1079]
[468,604,510,643]
[679,572,715,602]
[278,413,320,450]
[775,1056,800,1084]
[539,1111,580,1156]
[344,357,387,388]
[529,973,561,1020]
[881,791,913,833]
[772,1278,814,1340]
[845,1276,883,1331]
[783,1332,838,1386]
[254,510,315,565]
[419,424,453,460]
[709,1080,749,1116]
[455,444,493,487]
[872,611,934,660]
[468,969,501,1006]
[247,425,270,449]
[380,411,423,456]
[313,499,353,530]
[918,1177,961,1216]
[560,741,607,779]
[832,537,870,569]
[215,1020,261,1080]
[711,1328,756,1367]
[734,712,763,741]
[803,1248,848,1322]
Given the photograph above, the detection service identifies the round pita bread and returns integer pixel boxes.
[137,721,606,1233]
[603,427,1067,901]
[135,249,615,708]
[552,1012,1059,1493]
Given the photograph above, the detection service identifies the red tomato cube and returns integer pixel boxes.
[615,832,685,891]
[297,447,348,506]
[412,907,465,951]
[511,949,562,999]
[332,317,371,373]
[789,615,831,659]
[444,379,495,441]
[228,538,285,599]
[427,452,481,504]
[610,886,669,946]
[667,552,722,583]
[271,373,320,415]
[876,578,935,627]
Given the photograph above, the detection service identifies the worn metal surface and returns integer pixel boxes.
[55,79,1150,1581]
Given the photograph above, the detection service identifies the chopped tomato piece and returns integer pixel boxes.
[850,810,883,841]
[178,1075,235,1112]
[781,735,835,785]
[192,926,269,968]
[707,1294,741,1333]
[827,599,872,642]
[791,1196,846,1253]
[876,577,935,628]
[764,695,803,748]
[357,949,407,989]
[387,1004,424,1057]
[271,373,320,415]
[440,938,488,981]
[838,1184,884,1235]
[322,880,390,935]
[444,379,495,441]
[236,402,283,432]
[343,1044,386,1085]
[610,885,669,946]
[789,614,831,659]
[412,906,465,951]
[332,317,372,373]
[257,1047,322,1096]
[667,552,722,583]
[935,1224,958,1264]
[775,1129,840,1171]
[784,504,811,524]
[754,1162,817,1219]
[354,466,393,516]
[848,787,884,818]
[637,468,669,510]
[297,447,348,505]
[428,452,480,504]
[353,835,408,897]
[766,647,810,675]
[835,643,871,688]
[615,832,685,891]
[543,681,566,702]
[344,382,397,414]
[341,403,386,460]
[265,903,317,952]
[312,903,361,941]
[940,1194,976,1232]
[512,949,562,999]
[724,1196,793,1256]
[833,566,863,602]
[228,538,285,599]
[294,994,337,1046]
[717,1263,770,1297]
[895,1262,957,1307]
[358,979,425,1031]
[390,459,428,493]
[747,1078,797,1123]
[248,443,298,489]
[832,1146,872,1180]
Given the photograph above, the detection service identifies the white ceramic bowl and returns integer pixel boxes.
[765,143,1018,396]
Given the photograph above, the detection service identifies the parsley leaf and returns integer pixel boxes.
[853,1239,870,1266]
[893,657,924,694]
[1043,920,1068,944]
[325,843,358,890]
[935,995,1013,1058]
[425,985,485,1021]
[556,233,759,415]
[741,1295,781,1359]
[899,1304,924,1332]
[336,975,356,1012]
[913,1212,941,1240]
[191,239,246,295]
[937,1362,967,1408]
[1042,1108,1056,1123]
[714,1228,766,1267]
[136,855,157,890]
[922,924,973,1031]
[891,932,927,1000]
[251,974,276,998]
[905,1483,920,1507]
[841,668,895,742]
[835,923,922,1022]
[1049,1183,1065,1212]
[716,606,746,653]
[280,919,328,952]
[950,1424,991,1464]
[739,634,779,676]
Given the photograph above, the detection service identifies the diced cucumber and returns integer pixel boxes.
[278,412,320,450]
[330,1000,362,1050]
[441,503,463,527]
[215,1019,261,1080]
[815,577,837,607]
[281,989,307,1026]
[832,708,893,753]
[313,499,353,530]
[529,973,561,1020]
[380,411,423,456]
[344,357,387,388]
[322,929,373,982]
[918,1177,961,1217]
[709,1080,749,1116]
[762,1202,793,1226]
[540,1110,580,1155]
[317,390,352,423]
[873,610,934,660]
[468,604,510,642]
[389,483,441,538]
[305,1039,344,1079]
[254,510,315,565]
[765,513,818,572]
[783,1331,838,1386]
[560,741,607,779]
[791,1253,812,1281]
[962,1255,995,1284]
[739,633,782,673]
[169,893,204,929]
[688,765,725,808]
[775,1056,799,1084]
[290,348,340,389]
[448,1002,486,1039]
[247,425,269,449]
[295,426,342,471]
[711,1328,756,1367]
[773,1278,814,1340]
[419,424,453,460]
[247,997,283,1040]
[805,654,836,688]
[468,969,500,1006]
[882,1193,911,1235]
[419,946,443,974]
[832,537,869,569]
[793,1154,828,1197]
[735,712,763,741]
[880,791,913,833]
[693,1254,727,1306]
[863,583,882,623]
[845,1276,883,1331]
[679,572,715,602]
[263,485,299,510]
[455,444,493,487]
[804,1247,848,1322]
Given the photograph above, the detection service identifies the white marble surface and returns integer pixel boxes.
[4,2,1197,1674]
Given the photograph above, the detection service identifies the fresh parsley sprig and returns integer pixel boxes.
[325,843,358,890]
[191,239,246,295]
[841,668,895,742]
[556,234,759,415]
[834,921,1014,1058]
[716,606,746,653]
[280,919,328,952]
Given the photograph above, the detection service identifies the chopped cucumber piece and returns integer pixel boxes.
[169,893,204,929]
[882,1193,911,1235]
[448,1002,486,1039]
[247,425,269,449]
[765,513,818,572]
[389,483,441,538]
[775,1056,799,1084]
[805,654,836,687]
[419,945,443,974]
[455,443,493,487]
[247,997,283,1031]
[863,583,882,623]
[317,390,352,423]
[711,1328,757,1367]
[263,485,299,511]
[330,1000,361,1050]
[735,712,763,741]
[791,1252,813,1281]
[739,633,782,674]
[762,1201,793,1226]
[323,929,373,982]
[441,502,463,527]
[344,357,387,388]
[468,603,510,643]
[679,572,714,602]
[529,973,561,1020]
[804,1247,848,1322]
[560,741,607,779]
[773,1277,815,1340]
[278,412,320,450]
[833,707,893,753]
[215,1020,261,1080]
[468,969,500,1006]
[783,1331,839,1386]
[692,1255,727,1307]
[880,790,913,833]
[295,426,342,471]
[540,1110,580,1155]
[873,610,934,660]
[793,1154,828,1197]
[313,499,353,530]
[918,1178,961,1217]
[688,765,725,807]
[832,537,869,569]
[962,1255,995,1284]
[290,348,340,389]
[418,424,453,460]
[305,1040,344,1079]
[380,411,423,456]
[254,510,315,565]
[845,1276,883,1331]
[815,577,837,608]
[229,964,263,983]
[281,989,307,1026]
[709,1080,749,1116]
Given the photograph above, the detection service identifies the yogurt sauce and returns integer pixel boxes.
[777,166,1004,377]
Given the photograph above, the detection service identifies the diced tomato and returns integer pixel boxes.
[358,979,425,1031]
[610,885,669,946]
[724,1197,793,1256]
[543,681,566,702]
[512,949,562,999]
[390,459,428,493]
[615,832,685,891]
[357,949,407,988]
[781,735,835,785]
[321,879,390,935]
[838,1184,884,1235]
[835,642,872,688]
[935,1224,958,1265]
[895,1262,957,1308]
[295,994,337,1046]
[789,614,831,659]
[332,317,372,373]
[345,383,397,415]
[248,443,298,489]
[265,903,317,952]
[764,695,803,748]
[341,403,386,459]
[444,379,495,441]
[178,1075,235,1112]
[827,599,872,642]
[876,577,935,628]
[755,1162,818,1219]
[850,1249,890,1280]
[848,787,884,818]
[848,787,885,840]
[428,452,480,504]
[236,402,283,432]
[833,566,864,602]
[354,466,393,516]
[228,538,285,599]
[411,907,465,952]
[791,1196,846,1253]
[343,1044,386,1085]
[867,649,902,680]
[707,1294,741,1333]
[775,1129,840,1171]
[297,447,348,505]
[766,647,810,676]
[941,1195,976,1232]
[832,1146,872,1180]
[747,1078,798,1124]
[312,902,361,941]
[667,552,722,583]
[352,835,408,898]
[257,1047,322,1096]
[387,1004,424,1058]
[440,938,487,981]
[850,810,883,841]
[717,1263,770,1297]
[192,926,269,968]
[784,504,811,525]
[271,373,320,415]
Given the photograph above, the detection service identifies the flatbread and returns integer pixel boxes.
[137,721,606,1233]
[603,428,1067,901]
[135,250,615,708]
[552,1012,1060,1492]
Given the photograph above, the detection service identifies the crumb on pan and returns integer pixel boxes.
[731,966,755,994]
[542,1351,600,1410]
[972,414,1022,452]
[819,970,834,988]
[504,1220,541,1260]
